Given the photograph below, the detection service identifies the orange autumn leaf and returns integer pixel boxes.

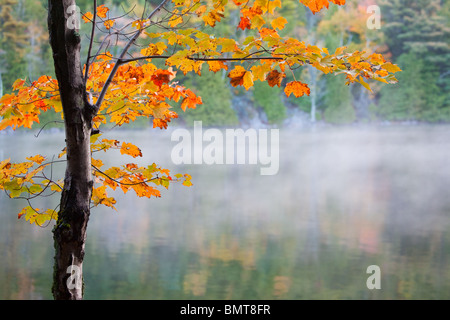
[228,66,246,87]
[120,142,142,158]
[103,19,114,30]
[181,89,202,112]
[376,70,389,77]
[96,4,109,18]
[151,69,174,87]
[82,12,93,23]
[266,70,286,87]
[207,60,228,73]
[150,102,171,119]
[96,52,113,61]
[26,155,46,165]
[299,0,346,14]
[153,118,168,129]
[228,66,254,90]
[284,81,311,98]
[12,78,26,90]
[125,163,139,170]
[238,16,251,30]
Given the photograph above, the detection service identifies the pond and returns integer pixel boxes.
[0,124,449,299]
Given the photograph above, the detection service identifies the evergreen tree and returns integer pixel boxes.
[181,70,238,127]
[253,80,286,124]
[323,74,355,124]
[379,0,450,121]
[0,0,28,93]
[378,53,447,121]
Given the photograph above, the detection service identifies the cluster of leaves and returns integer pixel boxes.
[86,54,203,130]
[136,1,400,97]
[0,61,197,226]
[0,155,59,225]
[0,133,192,226]
[89,133,192,211]
[0,0,401,226]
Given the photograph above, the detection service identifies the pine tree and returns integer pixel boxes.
[0,0,28,93]
[379,0,450,120]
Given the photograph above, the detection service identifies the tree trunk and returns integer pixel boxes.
[48,0,94,300]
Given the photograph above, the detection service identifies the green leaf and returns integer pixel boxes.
[28,184,43,194]
[90,133,102,144]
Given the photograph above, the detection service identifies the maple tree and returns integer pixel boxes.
[0,0,400,300]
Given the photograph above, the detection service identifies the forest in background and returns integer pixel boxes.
[0,0,449,127]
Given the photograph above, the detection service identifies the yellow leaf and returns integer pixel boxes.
[268,0,282,14]
[271,17,287,30]
[381,62,402,73]
[150,103,170,119]
[47,99,63,114]
[219,38,237,53]
[358,76,372,92]
[168,15,183,28]
[243,71,254,90]
[250,15,266,30]
[90,133,102,144]
[334,46,347,56]
[203,10,224,27]
[91,158,104,168]
[18,206,55,226]
[183,180,193,187]
[251,64,272,82]
[92,186,117,209]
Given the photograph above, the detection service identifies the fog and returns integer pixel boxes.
[0,124,449,299]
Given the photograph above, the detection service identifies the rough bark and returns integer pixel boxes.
[48,0,94,300]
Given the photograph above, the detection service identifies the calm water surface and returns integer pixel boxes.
[0,125,449,299]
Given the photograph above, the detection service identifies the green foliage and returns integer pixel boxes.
[180,70,238,127]
[323,75,355,124]
[0,0,28,93]
[253,81,286,124]
[378,0,450,122]
[378,53,450,122]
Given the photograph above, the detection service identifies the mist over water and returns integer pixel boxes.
[0,124,449,299]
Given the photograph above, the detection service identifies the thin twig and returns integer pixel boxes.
[84,0,97,85]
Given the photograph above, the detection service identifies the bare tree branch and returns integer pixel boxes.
[119,55,285,64]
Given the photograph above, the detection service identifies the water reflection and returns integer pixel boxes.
[0,125,449,299]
